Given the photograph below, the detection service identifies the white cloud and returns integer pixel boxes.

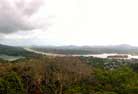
[0,0,44,34]
[2,0,138,46]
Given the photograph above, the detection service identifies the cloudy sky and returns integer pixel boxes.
[0,0,138,46]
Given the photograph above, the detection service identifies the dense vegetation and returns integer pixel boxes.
[0,56,138,94]
[0,44,35,57]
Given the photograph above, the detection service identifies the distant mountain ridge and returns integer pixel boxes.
[32,44,138,55]
[1,43,138,56]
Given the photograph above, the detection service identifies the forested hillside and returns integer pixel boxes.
[0,44,36,57]
[0,56,138,94]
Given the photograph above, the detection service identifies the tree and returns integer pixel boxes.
[0,72,24,94]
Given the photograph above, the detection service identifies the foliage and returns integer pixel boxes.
[0,72,24,94]
[0,56,138,94]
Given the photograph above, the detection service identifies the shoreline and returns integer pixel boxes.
[24,48,138,59]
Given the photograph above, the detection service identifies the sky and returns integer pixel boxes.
[0,0,138,46]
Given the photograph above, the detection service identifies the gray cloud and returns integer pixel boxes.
[0,0,43,34]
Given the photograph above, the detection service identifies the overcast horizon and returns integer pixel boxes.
[0,0,138,46]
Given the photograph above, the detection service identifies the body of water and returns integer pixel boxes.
[25,48,138,59]
[0,55,24,61]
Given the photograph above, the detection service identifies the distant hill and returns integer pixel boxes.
[32,44,138,55]
[0,44,34,57]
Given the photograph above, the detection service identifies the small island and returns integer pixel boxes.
[107,54,128,59]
